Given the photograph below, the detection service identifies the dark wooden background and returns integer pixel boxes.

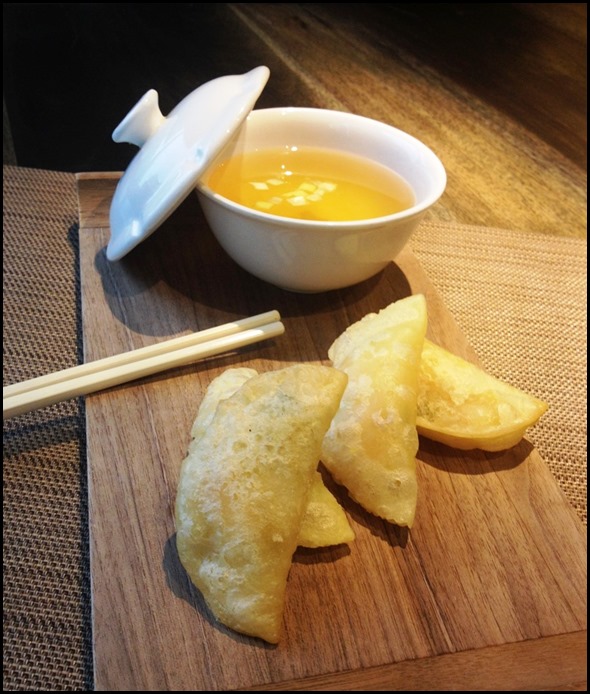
[3,3,586,173]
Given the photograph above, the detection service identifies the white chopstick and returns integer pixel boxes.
[3,311,284,420]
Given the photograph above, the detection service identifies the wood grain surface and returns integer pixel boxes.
[77,174,586,691]
[5,4,587,187]
[231,3,587,239]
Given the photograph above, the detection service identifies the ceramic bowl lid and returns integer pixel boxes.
[107,66,270,261]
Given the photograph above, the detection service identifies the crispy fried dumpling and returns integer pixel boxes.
[299,470,356,548]
[321,294,427,527]
[188,367,258,448]
[187,368,355,548]
[175,364,347,643]
[417,338,548,451]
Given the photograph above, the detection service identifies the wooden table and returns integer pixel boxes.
[3,3,587,236]
[3,3,587,691]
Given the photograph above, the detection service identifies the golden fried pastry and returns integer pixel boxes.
[321,294,427,527]
[187,368,355,548]
[188,367,258,448]
[299,470,355,548]
[417,339,548,451]
[175,364,347,643]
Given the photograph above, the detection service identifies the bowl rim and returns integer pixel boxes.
[196,106,447,229]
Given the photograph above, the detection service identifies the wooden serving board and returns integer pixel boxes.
[77,173,586,691]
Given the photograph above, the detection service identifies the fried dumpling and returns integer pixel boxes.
[175,364,347,643]
[417,338,548,451]
[321,294,427,527]
[298,469,355,548]
[188,367,258,448]
[187,367,355,548]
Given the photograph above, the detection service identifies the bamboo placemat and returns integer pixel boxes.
[3,166,92,690]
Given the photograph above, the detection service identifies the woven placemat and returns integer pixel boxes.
[3,165,587,691]
[3,167,92,691]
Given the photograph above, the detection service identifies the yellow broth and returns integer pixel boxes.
[203,146,415,221]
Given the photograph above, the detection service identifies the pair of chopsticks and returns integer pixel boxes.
[3,310,284,420]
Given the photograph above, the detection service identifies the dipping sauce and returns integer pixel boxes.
[203,146,415,221]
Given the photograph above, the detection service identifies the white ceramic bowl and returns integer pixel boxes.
[196,107,446,292]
